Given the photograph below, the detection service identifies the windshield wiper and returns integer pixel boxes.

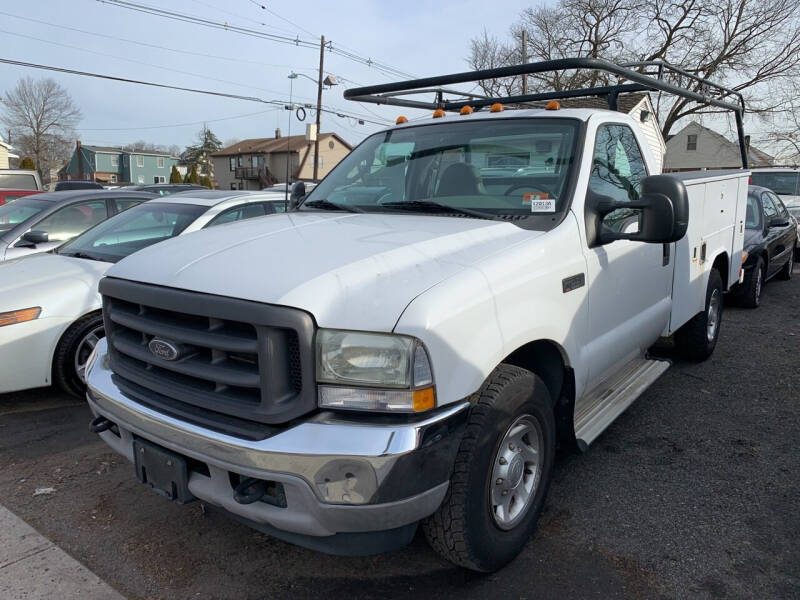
[380,200,498,221]
[301,199,364,213]
[59,250,106,262]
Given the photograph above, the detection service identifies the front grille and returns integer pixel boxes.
[100,277,316,426]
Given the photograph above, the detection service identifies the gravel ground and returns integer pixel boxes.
[0,265,798,600]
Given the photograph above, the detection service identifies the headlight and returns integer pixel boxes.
[316,329,435,413]
[0,307,41,327]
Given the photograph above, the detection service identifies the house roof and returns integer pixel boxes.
[211,133,352,157]
[82,145,177,157]
[673,122,773,166]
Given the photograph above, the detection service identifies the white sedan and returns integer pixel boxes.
[0,190,289,396]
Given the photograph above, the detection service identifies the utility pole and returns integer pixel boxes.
[521,30,528,95]
[313,35,325,182]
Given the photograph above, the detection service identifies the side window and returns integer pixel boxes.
[768,192,788,217]
[745,194,761,230]
[31,200,108,241]
[114,198,146,214]
[205,203,266,227]
[589,124,648,233]
[761,193,778,219]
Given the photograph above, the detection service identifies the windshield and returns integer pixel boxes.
[750,172,800,196]
[57,202,205,263]
[745,194,762,230]
[301,118,579,224]
[0,198,51,234]
[0,172,38,190]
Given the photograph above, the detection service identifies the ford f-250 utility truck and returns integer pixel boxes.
[85,59,750,572]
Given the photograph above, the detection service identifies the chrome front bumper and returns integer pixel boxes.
[86,339,467,539]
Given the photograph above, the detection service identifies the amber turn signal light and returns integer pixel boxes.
[0,307,41,328]
[412,387,436,412]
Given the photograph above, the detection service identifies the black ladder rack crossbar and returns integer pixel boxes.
[343,57,749,168]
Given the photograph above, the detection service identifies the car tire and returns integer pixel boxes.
[423,364,555,572]
[738,257,765,308]
[52,312,105,398]
[675,268,724,362]
[777,249,794,280]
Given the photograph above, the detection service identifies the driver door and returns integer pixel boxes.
[581,123,674,390]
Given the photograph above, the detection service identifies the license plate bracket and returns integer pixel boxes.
[133,438,196,504]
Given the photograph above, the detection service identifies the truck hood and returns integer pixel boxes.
[0,252,111,316]
[107,212,537,330]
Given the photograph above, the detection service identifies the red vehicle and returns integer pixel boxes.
[0,189,41,206]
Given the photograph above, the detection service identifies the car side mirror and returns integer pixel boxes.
[769,216,790,228]
[587,175,689,247]
[16,230,49,248]
[289,181,306,210]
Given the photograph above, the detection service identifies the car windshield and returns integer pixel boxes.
[0,172,38,189]
[745,194,762,230]
[57,202,205,263]
[0,198,51,233]
[750,172,800,196]
[300,118,579,224]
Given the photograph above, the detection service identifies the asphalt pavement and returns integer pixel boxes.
[0,265,798,600]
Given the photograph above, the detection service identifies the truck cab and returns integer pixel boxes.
[85,59,749,572]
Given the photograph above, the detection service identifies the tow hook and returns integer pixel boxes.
[89,416,113,434]
[233,477,268,504]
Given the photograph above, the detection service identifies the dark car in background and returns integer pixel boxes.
[127,183,207,196]
[733,185,797,307]
[0,189,157,261]
[53,181,105,191]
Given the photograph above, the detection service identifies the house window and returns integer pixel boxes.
[237,156,243,167]
[229,157,235,171]
[686,134,697,151]
[230,182,238,190]
[137,175,145,184]
[251,155,260,167]
[157,157,165,168]
[154,175,166,184]
[111,155,119,167]
[136,155,144,167]
[110,174,118,183]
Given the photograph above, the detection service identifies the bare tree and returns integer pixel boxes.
[468,0,800,139]
[1,77,81,177]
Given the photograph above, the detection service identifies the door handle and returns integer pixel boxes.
[662,243,670,266]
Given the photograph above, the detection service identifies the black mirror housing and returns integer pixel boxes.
[587,175,689,247]
[769,216,790,228]
[289,181,306,210]
[17,230,49,247]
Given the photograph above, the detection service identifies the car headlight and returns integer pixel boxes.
[0,307,41,327]
[316,329,435,413]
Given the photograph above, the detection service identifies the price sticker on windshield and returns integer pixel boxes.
[523,192,555,213]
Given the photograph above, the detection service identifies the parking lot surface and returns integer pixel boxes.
[0,267,798,600]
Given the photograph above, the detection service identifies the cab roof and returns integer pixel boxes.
[154,190,287,207]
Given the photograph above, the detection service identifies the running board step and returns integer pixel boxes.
[574,358,671,451]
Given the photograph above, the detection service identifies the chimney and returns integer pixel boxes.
[275,128,282,139]
[76,140,83,181]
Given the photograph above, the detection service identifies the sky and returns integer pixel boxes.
[0,0,534,152]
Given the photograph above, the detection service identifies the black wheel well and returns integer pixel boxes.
[51,309,103,372]
[711,252,729,289]
[502,340,576,447]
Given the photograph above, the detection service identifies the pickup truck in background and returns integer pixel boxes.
[86,59,751,572]
[0,168,43,206]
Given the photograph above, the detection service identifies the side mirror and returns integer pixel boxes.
[587,175,689,247]
[769,216,790,228]
[289,181,306,210]
[15,230,50,248]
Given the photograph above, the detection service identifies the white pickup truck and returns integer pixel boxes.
[85,59,750,572]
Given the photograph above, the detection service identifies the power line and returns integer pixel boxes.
[244,0,317,38]
[0,57,391,126]
[98,0,417,80]
[191,0,301,36]
[0,10,317,73]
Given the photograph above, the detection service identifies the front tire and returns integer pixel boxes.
[423,364,555,572]
[675,268,723,362]
[52,312,104,397]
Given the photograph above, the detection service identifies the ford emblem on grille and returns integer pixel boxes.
[148,338,180,361]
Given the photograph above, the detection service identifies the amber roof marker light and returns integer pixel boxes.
[432,109,445,118]
[459,105,474,115]
[489,103,504,113]
[545,100,561,110]
[395,115,408,124]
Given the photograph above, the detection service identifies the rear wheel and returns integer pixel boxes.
[777,249,794,280]
[675,269,723,362]
[423,364,555,572]
[52,313,104,397]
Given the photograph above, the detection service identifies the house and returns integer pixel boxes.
[0,135,19,169]
[59,141,179,184]
[663,121,773,172]
[530,92,666,172]
[211,130,353,190]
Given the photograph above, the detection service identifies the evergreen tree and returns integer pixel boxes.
[200,175,213,189]
[169,165,182,183]
[184,126,223,180]
[187,164,199,184]
[19,156,35,170]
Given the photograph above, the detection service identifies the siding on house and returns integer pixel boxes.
[59,145,178,183]
[663,121,773,171]
[0,137,17,169]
